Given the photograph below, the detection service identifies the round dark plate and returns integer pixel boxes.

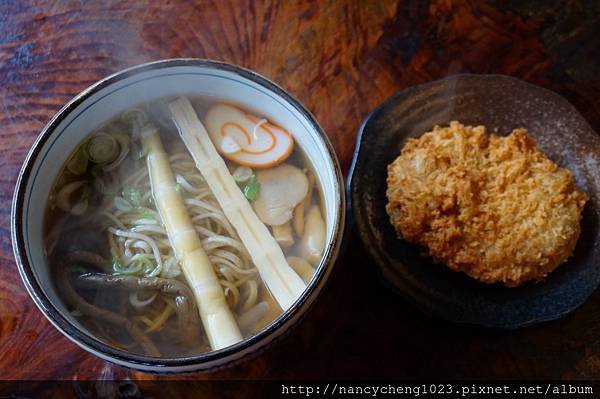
[348,74,600,329]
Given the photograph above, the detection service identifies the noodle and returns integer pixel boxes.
[103,151,259,311]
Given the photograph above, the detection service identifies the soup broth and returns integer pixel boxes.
[44,96,325,357]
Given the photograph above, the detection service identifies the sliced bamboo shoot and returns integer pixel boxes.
[169,97,306,310]
[141,124,242,350]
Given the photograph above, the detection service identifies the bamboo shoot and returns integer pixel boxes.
[141,124,242,350]
[169,97,306,311]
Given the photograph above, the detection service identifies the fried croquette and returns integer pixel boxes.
[386,121,588,287]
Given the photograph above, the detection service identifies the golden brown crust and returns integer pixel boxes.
[386,121,588,287]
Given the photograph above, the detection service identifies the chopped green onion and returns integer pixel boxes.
[122,186,142,207]
[102,132,130,172]
[244,180,260,201]
[86,132,119,164]
[137,207,155,220]
[112,255,142,275]
[130,254,160,277]
[141,257,157,274]
[175,182,182,192]
[112,255,122,270]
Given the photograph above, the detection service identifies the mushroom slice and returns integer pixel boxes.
[252,164,308,226]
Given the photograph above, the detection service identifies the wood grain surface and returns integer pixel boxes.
[1,0,600,385]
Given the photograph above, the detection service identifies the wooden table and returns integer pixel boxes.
[1,0,600,384]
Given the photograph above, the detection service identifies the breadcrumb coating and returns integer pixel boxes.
[386,121,588,287]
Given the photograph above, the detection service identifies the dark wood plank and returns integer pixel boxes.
[0,0,599,381]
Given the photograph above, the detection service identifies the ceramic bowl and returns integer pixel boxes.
[12,59,345,372]
[349,74,600,329]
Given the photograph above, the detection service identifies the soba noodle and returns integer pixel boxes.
[101,151,259,312]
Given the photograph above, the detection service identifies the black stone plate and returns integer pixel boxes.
[348,74,600,329]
